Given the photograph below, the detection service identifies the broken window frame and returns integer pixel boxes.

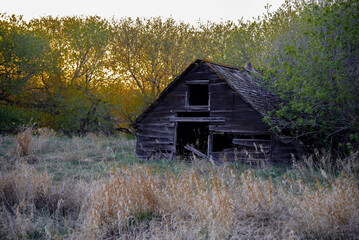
[185,82,210,108]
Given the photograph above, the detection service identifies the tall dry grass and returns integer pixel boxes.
[11,127,34,160]
[0,163,87,239]
[0,128,358,239]
[78,164,359,239]
[282,175,359,239]
[1,163,358,239]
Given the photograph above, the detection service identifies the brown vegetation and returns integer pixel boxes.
[0,129,358,239]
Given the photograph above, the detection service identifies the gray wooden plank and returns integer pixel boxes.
[184,145,209,159]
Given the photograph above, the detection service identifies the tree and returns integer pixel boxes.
[0,14,59,132]
[259,0,359,152]
[109,17,196,102]
[0,14,57,106]
[28,16,116,134]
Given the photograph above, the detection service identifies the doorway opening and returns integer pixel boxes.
[176,122,209,157]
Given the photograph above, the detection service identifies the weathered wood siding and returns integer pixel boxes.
[209,79,269,134]
[208,75,271,161]
[136,63,216,159]
[135,61,300,163]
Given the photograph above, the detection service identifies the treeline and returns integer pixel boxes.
[1,0,358,153]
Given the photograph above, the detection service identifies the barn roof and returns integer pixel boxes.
[205,61,282,125]
[133,59,282,128]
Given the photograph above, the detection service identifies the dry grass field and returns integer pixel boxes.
[0,128,359,239]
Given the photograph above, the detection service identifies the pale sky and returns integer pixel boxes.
[2,0,285,25]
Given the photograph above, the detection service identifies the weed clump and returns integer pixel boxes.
[0,163,86,239]
[10,128,34,163]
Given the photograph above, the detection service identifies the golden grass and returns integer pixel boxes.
[77,165,359,239]
[11,127,33,159]
[283,175,359,239]
[0,128,358,239]
[0,163,87,239]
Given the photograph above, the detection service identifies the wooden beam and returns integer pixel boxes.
[171,122,178,160]
[232,139,271,148]
[184,145,209,160]
[233,139,271,143]
[209,128,269,135]
[208,132,213,156]
[173,108,210,113]
[170,117,225,122]
[185,80,210,84]
[185,106,209,111]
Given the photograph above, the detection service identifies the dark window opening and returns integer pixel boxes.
[188,85,208,106]
[232,134,272,157]
[213,133,234,152]
[212,134,271,152]
[252,135,271,140]
[177,112,210,117]
[176,122,209,157]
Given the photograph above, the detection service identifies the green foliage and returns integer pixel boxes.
[1,15,116,135]
[47,90,114,135]
[0,14,57,104]
[0,106,41,133]
[259,0,359,151]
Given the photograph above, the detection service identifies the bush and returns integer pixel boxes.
[0,106,41,133]
[261,0,359,152]
[46,92,115,136]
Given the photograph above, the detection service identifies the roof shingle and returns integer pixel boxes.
[206,61,282,124]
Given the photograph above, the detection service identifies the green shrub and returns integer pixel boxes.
[0,106,41,133]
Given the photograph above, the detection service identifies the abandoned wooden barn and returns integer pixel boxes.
[132,59,302,164]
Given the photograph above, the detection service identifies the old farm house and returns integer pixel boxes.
[133,59,301,164]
